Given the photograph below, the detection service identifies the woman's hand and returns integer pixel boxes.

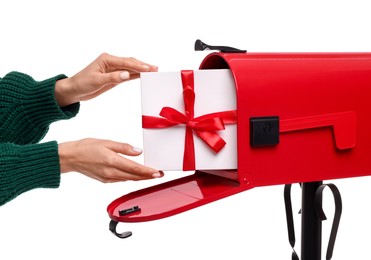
[54,53,158,107]
[58,138,163,182]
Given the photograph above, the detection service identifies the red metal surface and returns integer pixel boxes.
[107,171,242,222]
[200,52,371,188]
[280,111,356,150]
[108,52,371,223]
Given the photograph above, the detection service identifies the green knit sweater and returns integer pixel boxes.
[0,71,80,206]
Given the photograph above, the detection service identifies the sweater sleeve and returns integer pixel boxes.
[0,71,80,144]
[0,72,80,206]
[0,141,61,206]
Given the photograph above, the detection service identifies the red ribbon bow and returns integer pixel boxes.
[142,70,237,170]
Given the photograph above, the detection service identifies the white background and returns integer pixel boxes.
[1,0,371,259]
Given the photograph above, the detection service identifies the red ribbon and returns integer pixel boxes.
[142,70,237,170]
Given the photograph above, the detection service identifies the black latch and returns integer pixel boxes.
[119,205,141,216]
[250,116,279,147]
[109,206,141,239]
[194,39,246,53]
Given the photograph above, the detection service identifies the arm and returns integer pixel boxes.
[0,53,162,206]
[0,141,60,206]
[0,73,77,206]
[0,139,162,206]
[0,72,79,144]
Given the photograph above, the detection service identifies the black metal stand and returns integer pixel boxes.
[301,181,323,260]
[284,180,342,260]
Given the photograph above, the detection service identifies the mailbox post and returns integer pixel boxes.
[302,181,322,260]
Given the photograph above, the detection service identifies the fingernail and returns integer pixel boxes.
[141,65,150,71]
[152,172,163,178]
[151,65,158,72]
[120,71,130,80]
[132,147,142,153]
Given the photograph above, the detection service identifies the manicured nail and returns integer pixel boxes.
[120,71,130,80]
[141,65,150,71]
[152,172,163,178]
[132,147,142,153]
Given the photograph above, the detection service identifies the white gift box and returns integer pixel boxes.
[140,69,237,171]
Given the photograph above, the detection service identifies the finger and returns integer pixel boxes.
[118,153,159,176]
[89,71,132,94]
[96,163,164,183]
[100,70,140,84]
[104,141,143,156]
[122,70,152,81]
[148,64,158,72]
[96,71,128,85]
[98,168,149,182]
[99,67,155,86]
[119,57,158,72]
[102,54,155,73]
[110,155,162,180]
[112,169,158,181]
[123,71,145,80]
[103,141,162,177]
[120,71,139,81]
[128,73,140,80]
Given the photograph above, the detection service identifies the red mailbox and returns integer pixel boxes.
[107,42,371,241]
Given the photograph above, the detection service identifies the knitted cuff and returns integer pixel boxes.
[22,72,80,126]
[0,72,80,144]
[0,141,61,206]
[1,71,80,127]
